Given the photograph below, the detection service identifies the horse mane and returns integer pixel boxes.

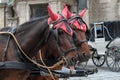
[16,15,49,32]
[0,15,49,33]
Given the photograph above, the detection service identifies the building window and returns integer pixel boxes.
[30,4,48,19]
[96,25,104,38]
[77,0,87,10]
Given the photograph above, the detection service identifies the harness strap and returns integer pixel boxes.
[0,61,36,70]
[2,28,16,61]
[2,35,11,61]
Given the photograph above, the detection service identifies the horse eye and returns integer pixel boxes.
[73,28,76,31]
[73,31,77,42]
[58,29,64,35]
[86,30,91,40]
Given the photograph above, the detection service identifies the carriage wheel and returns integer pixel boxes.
[75,61,88,69]
[92,50,105,67]
[106,46,120,72]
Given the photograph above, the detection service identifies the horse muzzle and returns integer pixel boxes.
[78,52,91,62]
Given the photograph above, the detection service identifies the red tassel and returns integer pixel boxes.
[62,5,72,19]
[79,8,87,17]
[48,6,58,21]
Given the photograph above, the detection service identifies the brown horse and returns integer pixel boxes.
[27,6,79,80]
[62,5,91,62]
[27,6,91,80]
[0,6,78,80]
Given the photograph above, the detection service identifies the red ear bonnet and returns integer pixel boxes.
[47,6,73,36]
[69,8,87,32]
[48,6,58,21]
[62,5,72,19]
[79,8,86,17]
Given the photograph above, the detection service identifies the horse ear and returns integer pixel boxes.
[62,5,72,19]
[48,6,58,21]
[79,8,87,17]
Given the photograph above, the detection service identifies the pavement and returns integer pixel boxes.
[59,59,120,80]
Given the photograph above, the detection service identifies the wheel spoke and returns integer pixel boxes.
[116,62,119,71]
[106,46,120,72]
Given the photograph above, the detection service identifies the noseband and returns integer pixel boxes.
[75,39,87,47]
[73,30,88,47]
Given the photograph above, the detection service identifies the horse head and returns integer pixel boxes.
[40,6,79,69]
[62,5,91,62]
[0,5,82,80]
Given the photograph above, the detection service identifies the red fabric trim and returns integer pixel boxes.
[48,15,73,36]
[70,19,87,32]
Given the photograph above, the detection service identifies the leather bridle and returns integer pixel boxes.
[68,15,88,47]
[48,17,77,60]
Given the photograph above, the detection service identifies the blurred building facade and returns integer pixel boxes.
[89,0,120,23]
[0,0,119,28]
[0,0,77,27]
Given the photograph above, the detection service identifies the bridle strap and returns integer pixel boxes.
[68,15,88,46]
[52,30,77,60]
[68,15,81,22]
[63,47,77,55]
[49,17,77,57]
[75,39,88,47]
[50,18,67,28]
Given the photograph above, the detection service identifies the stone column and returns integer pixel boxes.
[17,2,27,25]
[118,1,120,19]
[0,3,6,28]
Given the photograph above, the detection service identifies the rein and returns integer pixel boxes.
[0,31,64,69]
[38,50,55,80]
[0,30,64,80]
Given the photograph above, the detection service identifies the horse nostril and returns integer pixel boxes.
[78,52,91,62]
[71,57,77,63]
[78,52,87,59]
[83,53,87,57]
[83,53,91,58]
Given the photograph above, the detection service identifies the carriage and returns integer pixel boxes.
[88,21,120,72]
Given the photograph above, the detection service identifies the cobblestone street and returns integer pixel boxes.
[60,59,120,80]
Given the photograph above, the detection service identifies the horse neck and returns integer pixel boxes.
[15,17,49,57]
[41,35,61,60]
